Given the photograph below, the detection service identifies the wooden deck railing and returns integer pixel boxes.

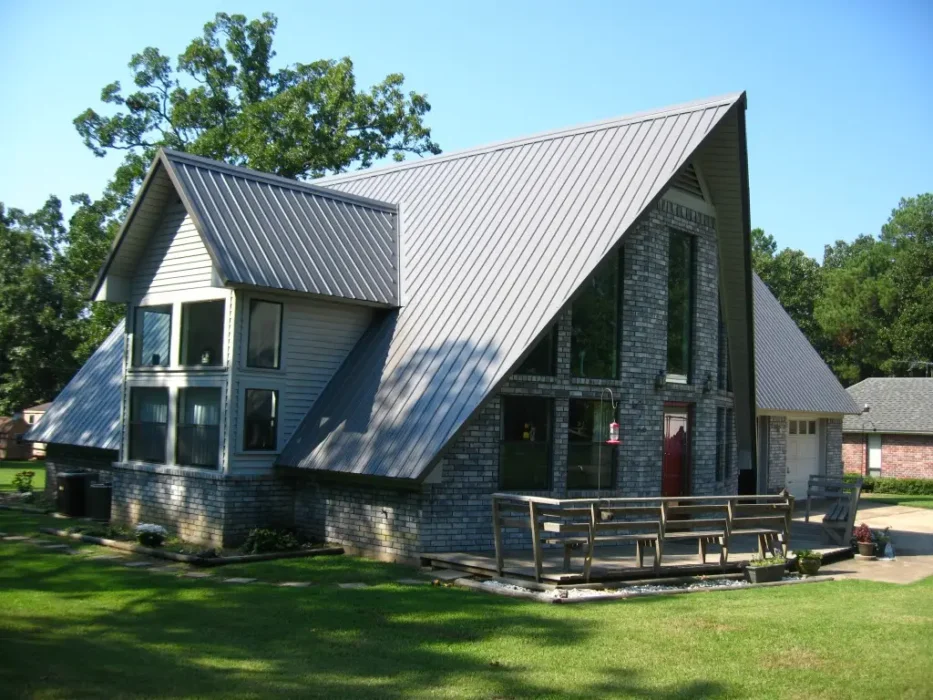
[491,492,795,582]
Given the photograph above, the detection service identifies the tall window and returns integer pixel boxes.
[244,389,278,451]
[500,396,552,490]
[129,388,168,463]
[516,326,556,376]
[176,388,221,468]
[667,230,695,381]
[571,253,619,379]
[181,300,225,366]
[567,399,615,490]
[247,300,282,369]
[133,306,172,367]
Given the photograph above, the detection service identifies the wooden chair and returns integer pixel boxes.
[805,476,862,545]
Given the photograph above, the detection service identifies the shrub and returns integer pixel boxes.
[12,470,35,493]
[241,528,301,554]
[747,555,786,568]
[844,474,933,495]
[794,549,822,560]
[135,523,168,548]
[853,523,873,544]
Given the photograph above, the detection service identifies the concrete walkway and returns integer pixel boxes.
[819,500,933,585]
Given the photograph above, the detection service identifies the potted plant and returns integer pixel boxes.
[853,523,875,558]
[794,549,822,576]
[135,523,168,548]
[745,555,787,584]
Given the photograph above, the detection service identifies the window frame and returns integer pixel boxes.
[179,299,226,368]
[132,305,173,368]
[499,395,553,491]
[570,251,622,380]
[665,229,696,384]
[127,386,170,464]
[246,298,284,370]
[567,398,617,491]
[242,388,280,453]
[515,325,557,377]
[175,386,223,469]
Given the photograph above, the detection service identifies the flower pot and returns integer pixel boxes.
[745,562,785,584]
[797,557,821,576]
[857,541,875,558]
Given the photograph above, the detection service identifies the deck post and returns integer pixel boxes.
[492,497,504,576]
[529,500,543,583]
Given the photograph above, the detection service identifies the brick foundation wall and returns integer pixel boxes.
[766,416,787,493]
[843,434,866,474]
[44,443,118,500]
[110,464,293,547]
[293,477,423,561]
[824,419,843,478]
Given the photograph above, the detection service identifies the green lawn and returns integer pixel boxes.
[0,462,45,492]
[1,511,932,699]
[863,493,933,510]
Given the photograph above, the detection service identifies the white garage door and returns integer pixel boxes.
[786,418,820,499]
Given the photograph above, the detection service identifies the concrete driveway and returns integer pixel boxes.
[819,499,933,584]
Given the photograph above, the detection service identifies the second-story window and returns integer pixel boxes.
[247,299,282,369]
[133,306,172,367]
[516,325,556,376]
[667,230,695,382]
[571,253,619,379]
[181,300,225,367]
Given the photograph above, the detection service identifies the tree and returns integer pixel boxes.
[74,12,439,208]
[0,199,77,414]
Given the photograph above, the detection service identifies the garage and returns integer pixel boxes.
[786,417,820,499]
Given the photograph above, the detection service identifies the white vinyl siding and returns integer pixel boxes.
[229,292,372,472]
[131,201,215,300]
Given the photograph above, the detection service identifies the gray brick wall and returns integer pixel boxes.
[767,416,788,493]
[824,418,843,478]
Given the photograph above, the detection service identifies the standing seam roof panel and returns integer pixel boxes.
[278,94,745,479]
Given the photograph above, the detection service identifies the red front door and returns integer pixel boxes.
[662,407,690,497]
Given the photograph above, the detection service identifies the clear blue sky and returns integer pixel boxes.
[1,0,930,259]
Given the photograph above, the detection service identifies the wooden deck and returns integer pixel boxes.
[423,512,851,584]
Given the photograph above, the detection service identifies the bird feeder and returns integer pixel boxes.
[607,421,621,445]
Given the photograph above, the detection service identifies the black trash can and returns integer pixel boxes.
[57,472,90,517]
[87,483,112,522]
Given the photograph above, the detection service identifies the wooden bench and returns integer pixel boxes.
[660,501,730,568]
[805,476,862,545]
[584,503,662,580]
[727,493,794,558]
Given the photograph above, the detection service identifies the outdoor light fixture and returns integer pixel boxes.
[703,372,714,393]
[654,369,667,390]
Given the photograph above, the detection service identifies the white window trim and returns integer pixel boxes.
[241,294,286,373]
[234,381,287,456]
[129,293,230,372]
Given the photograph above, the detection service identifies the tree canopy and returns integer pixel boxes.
[0,11,438,414]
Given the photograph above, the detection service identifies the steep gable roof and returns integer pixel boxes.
[25,321,125,451]
[842,378,933,434]
[92,150,400,306]
[753,274,859,415]
[278,93,754,479]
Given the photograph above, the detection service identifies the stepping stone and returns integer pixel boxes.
[0,531,7,537]
[124,561,152,568]
[397,578,430,586]
[2,536,30,542]
[39,543,72,550]
[337,582,368,589]
[222,577,256,584]
[183,571,212,579]
[149,566,182,574]
[278,581,312,588]
[429,569,464,581]
[88,554,124,561]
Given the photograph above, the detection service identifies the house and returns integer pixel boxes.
[0,415,31,460]
[29,92,761,560]
[752,274,859,497]
[21,402,51,458]
[842,378,933,479]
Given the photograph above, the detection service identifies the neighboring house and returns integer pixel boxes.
[752,275,859,498]
[842,378,933,479]
[29,92,761,560]
[0,416,31,460]
[21,402,51,458]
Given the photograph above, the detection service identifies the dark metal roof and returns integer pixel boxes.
[753,274,859,415]
[24,321,125,451]
[278,93,748,479]
[842,378,933,434]
[92,150,400,306]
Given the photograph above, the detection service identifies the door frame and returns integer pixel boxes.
[662,402,693,497]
